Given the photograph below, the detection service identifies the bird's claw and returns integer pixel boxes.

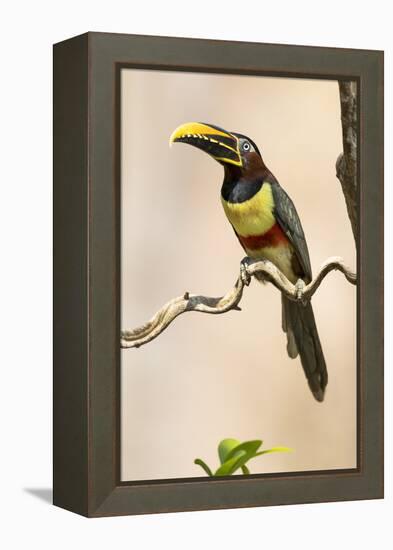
[295,279,306,303]
[240,257,252,286]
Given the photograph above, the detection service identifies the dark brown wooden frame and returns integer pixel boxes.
[53,32,384,517]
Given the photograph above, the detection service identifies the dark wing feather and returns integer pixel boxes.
[269,176,327,400]
[270,178,312,283]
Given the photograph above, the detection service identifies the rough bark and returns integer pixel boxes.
[336,81,357,245]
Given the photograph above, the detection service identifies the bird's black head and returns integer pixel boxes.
[169,122,265,175]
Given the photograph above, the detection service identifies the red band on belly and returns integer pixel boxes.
[238,223,289,250]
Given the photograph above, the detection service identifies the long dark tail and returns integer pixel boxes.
[282,295,328,402]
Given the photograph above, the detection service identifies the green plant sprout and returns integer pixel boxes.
[194,438,292,477]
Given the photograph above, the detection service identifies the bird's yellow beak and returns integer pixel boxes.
[169,122,242,167]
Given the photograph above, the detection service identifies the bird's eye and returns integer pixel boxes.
[242,142,251,151]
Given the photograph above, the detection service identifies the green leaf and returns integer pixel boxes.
[215,440,264,476]
[194,458,213,477]
[218,439,241,464]
[214,453,247,476]
[255,446,293,456]
[215,440,291,476]
[225,440,263,462]
[198,440,292,478]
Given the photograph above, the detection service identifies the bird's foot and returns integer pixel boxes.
[295,279,306,304]
[240,257,253,286]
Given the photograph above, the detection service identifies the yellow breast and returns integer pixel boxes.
[221,182,275,237]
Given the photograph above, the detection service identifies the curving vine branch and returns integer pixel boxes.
[121,257,356,349]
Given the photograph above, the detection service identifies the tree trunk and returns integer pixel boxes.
[336,81,357,247]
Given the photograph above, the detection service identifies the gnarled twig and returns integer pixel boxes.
[121,257,356,349]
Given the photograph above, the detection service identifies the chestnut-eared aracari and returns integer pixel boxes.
[170,122,327,402]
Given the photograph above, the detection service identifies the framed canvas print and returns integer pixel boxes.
[53,32,383,517]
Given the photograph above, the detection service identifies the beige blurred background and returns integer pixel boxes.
[121,69,357,481]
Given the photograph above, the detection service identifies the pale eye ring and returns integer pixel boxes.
[242,142,251,151]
